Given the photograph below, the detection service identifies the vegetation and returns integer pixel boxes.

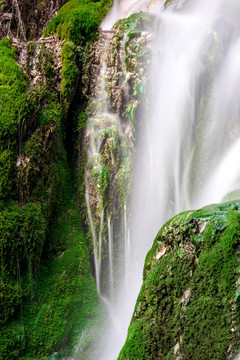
[0,33,71,355]
[0,37,28,199]
[118,201,240,360]
[45,0,112,107]
[0,196,101,360]
[44,0,112,42]
[164,0,175,8]
[0,0,112,358]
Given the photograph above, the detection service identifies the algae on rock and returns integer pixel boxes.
[118,201,240,360]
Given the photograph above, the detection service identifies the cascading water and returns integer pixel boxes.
[101,0,151,30]
[85,52,118,297]
[84,32,134,304]
[85,0,240,359]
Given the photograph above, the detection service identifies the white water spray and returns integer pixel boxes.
[85,178,101,294]
[101,0,152,30]
[84,34,132,305]
[123,203,131,301]
[91,0,240,359]
[108,217,114,300]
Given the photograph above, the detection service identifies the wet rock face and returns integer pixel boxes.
[0,0,66,41]
[118,201,240,360]
[83,13,155,296]
[12,35,63,91]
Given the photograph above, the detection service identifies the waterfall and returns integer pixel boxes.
[108,217,114,300]
[85,178,101,293]
[124,203,130,301]
[101,0,152,30]
[84,34,132,301]
[85,0,240,359]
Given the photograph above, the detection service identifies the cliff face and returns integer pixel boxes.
[0,1,112,359]
[118,201,240,360]
[0,0,66,40]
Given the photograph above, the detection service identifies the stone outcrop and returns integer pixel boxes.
[0,0,66,41]
[12,35,63,90]
[118,201,240,360]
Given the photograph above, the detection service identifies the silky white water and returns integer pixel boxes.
[93,0,240,359]
[84,31,133,318]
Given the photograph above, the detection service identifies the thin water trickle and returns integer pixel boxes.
[85,178,101,294]
[18,117,25,156]
[90,0,240,359]
[123,203,130,301]
[84,33,132,304]
[108,217,114,300]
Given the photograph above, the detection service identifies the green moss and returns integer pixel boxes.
[118,201,240,360]
[88,155,109,197]
[0,203,46,325]
[44,0,112,43]
[164,0,175,8]
[127,100,138,126]
[0,38,28,199]
[25,204,100,358]
[0,0,112,357]
[0,198,101,360]
[0,30,93,358]
[61,42,80,105]
[44,0,112,107]
[78,111,88,132]
[114,12,155,34]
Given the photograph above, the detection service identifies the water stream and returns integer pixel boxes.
[86,0,240,359]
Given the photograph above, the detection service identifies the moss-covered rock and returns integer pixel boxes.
[44,0,112,43]
[0,197,102,360]
[118,201,240,360]
[0,0,114,358]
[82,12,156,296]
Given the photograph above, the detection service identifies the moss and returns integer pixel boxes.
[0,198,101,360]
[0,37,28,199]
[61,41,80,106]
[0,202,46,325]
[164,0,175,8]
[127,100,138,126]
[35,44,58,97]
[44,0,112,107]
[0,28,95,359]
[44,0,112,43]
[118,201,240,360]
[0,0,113,357]
[114,12,155,34]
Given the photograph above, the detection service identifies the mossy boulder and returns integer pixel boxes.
[118,201,240,360]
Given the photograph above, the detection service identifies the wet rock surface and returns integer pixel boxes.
[118,201,240,360]
[83,12,154,296]
[12,35,63,90]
